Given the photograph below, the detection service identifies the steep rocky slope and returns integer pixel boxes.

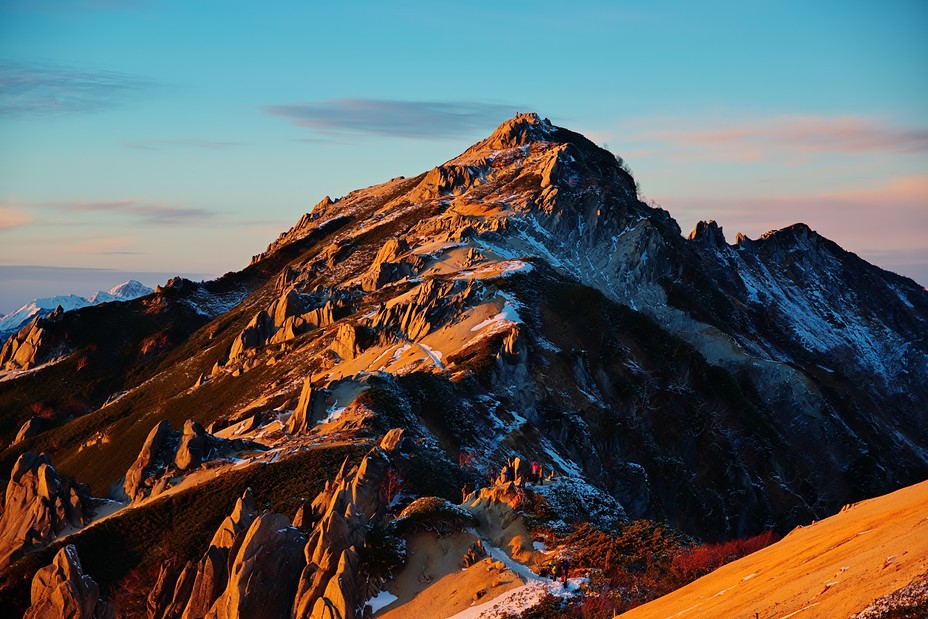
[0,113,926,616]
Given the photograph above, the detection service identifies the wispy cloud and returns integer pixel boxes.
[58,199,217,224]
[124,139,247,151]
[264,98,525,139]
[0,61,151,116]
[0,205,32,230]
[627,115,928,162]
[6,198,218,225]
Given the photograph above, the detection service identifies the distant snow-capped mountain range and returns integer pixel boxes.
[0,280,153,340]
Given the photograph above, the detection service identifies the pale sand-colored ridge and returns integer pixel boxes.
[620,480,928,619]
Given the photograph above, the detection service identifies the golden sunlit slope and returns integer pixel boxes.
[619,480,928,619]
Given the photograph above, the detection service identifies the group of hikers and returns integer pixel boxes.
[494,457,548,487]
[542,557,571,584]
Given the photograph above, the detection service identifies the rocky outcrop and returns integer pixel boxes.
[687,220,727,248]
[268,288,305,327]
[146,489,258,619]
[154,277,195,294]
[293,430,407,618]
[228,311,274,359]
[13,416,43,445]
[303,301,337,329]
[0,453,93,568]
[124,420,258,503]
[286,378,330,434]
[474,112,555,151]
[24,544,112,619]
[175,420,210,471]
[252,196,338,264]
[205,513,305,619]
[0,307,65,371]
[123,421,179,503]
[147,558,182,619]
[309,548,361,619]
[275,265,300,293]
[359,239,425,292]
[329,323,361,361]
[234,288,350,351]
[156,560,196,619]
[182,489,258,618]
[147,489,306,619]
[371,278,477,342]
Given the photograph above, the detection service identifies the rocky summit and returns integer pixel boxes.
[0,113,926,617]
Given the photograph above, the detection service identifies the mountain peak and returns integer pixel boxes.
[759,222,814,240]
[0,281,153,342]
[88,280,153,305]
[687,220,727,246]
[460,112,556,156]
[757,223,829,251]
[486,112,554,147]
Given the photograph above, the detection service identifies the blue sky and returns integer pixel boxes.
[1,0,926,312]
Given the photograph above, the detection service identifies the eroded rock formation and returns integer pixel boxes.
[124,420,257,503]
[293,429,406,618]
[149,431,408,619]
[0,307,65,371]
[13,416,43,445]
[205,513,305,619]
[24,544,112,619]
[0,453,93,568]
[286,378,330,434]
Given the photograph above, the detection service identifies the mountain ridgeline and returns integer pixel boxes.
[0,113,926,617]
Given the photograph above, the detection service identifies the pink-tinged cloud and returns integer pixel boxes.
[8,198,219,224]
[628,115,928,161]
[657,174,928,285]
[0,205,32,230]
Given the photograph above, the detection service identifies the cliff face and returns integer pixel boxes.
[1,113,926,617]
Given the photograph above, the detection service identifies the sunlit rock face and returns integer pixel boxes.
[0,453,94,569]
[24,545,113,619]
